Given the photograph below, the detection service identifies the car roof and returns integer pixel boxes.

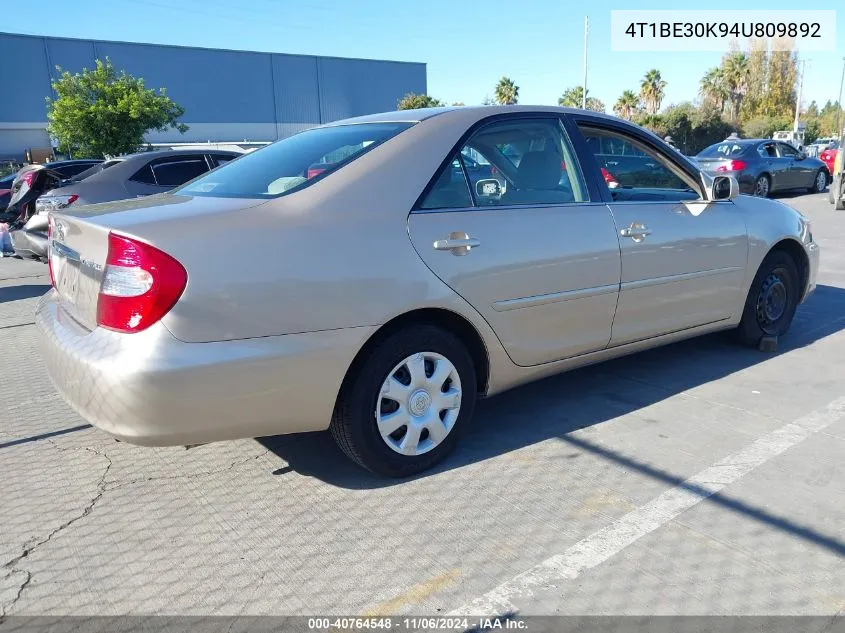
[325,105,624,127]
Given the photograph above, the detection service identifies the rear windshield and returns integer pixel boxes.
[72,159,122,181]
[176,122,413,199]
[697,142,751,158]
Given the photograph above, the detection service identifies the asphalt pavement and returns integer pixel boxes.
[1,192,844,619]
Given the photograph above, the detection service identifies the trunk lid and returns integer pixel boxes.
[49,193,267,331]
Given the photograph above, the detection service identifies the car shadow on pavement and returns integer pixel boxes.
[0,283,51,304]
[258,284,845,558]
[260,284,845,489]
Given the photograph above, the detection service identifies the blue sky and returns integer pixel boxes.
[5,0,845,112]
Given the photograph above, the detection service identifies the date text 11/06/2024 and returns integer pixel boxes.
[307,617,528,630]
[624,22,821,39]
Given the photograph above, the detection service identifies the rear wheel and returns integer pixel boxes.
[810,169,827,194]
[753,174,770,198]
[330,325,477,477]
[735,250,801,346]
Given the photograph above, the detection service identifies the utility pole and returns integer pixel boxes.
[582,16,589,110]
[836,57,845,136]
[793,58,805,135]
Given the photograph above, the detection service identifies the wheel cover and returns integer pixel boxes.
[816,171,826,191]
[755,268,789,333]
[376,352,462,456]
[755,177,769,197]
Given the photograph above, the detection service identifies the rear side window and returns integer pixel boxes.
[152,159,209,187]
[130,164,157,185]
[176,122,413,199]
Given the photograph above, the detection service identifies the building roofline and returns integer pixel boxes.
[0,31,426,68]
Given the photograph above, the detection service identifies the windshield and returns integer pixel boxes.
[177,122,413,199]
[697,142,750,158]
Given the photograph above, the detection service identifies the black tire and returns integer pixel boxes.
[735,250,801,347]
[330,324,477,477]
[753,174,771,198]
[809,169,828,194]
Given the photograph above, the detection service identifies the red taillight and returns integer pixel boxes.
[716,160,747,172]
[601,167,618,185]
[96,232,187,333]
[47,216,55,288]
[307,167,326,179]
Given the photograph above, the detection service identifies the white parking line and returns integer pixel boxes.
[449,396,845,617]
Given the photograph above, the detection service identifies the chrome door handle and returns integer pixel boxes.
[433,232,481,256]
[620,224,652,242]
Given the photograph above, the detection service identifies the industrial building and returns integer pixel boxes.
[0,32,427,159]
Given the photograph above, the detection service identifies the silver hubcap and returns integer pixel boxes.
[755,177,769,196]
[816,172,826,191]
[376,352,462,456]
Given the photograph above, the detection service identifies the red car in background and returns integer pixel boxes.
[819,141,839,176]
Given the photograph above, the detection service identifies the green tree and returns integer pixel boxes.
[740,38,767,119]
[613,90,640,120]
[760,49,798,118]
[451,101,465,106]
[699,67,728,114]
[721,52,750,124]
[741,114,792,139]
[494,77,519,105]
[639,69,667,115]
[558,86,605,112]
[397,93,444,110]
[46,58,188,158]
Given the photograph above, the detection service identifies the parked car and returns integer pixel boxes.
[818,140,839,176]
[830,133,845,210]
[38,106,818,477]
[10,149,240,260]
[695,139,829,197]
[0,172,16,213]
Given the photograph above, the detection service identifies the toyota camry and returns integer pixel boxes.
[37,106,819,477]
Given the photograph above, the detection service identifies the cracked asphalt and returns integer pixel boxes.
[1,192,844,619]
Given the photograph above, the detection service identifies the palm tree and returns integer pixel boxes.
[494,77,519,105]
[699,67,728,114]
[639,69,667,115]
[613,90,640,120]
[558,86,605,112]
[721,53,750,124]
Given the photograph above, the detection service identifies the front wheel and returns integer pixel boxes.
[330,325,477,477]
[810,169,828,194]
[735,250,801,346]
[753,174,770,198]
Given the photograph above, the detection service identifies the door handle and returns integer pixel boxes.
[433,232,481,256]
[620,223,652,242]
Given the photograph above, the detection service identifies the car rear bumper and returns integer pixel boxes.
[9,229,47,259]
[36,291,374,446]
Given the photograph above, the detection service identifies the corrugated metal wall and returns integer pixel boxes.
[0,32,426,158]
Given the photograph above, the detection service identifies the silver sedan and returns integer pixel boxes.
[37,106,820,477]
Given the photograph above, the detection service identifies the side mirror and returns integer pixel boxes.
[476,178,502,199]
[796,152,807,161]
[712,175,738,201]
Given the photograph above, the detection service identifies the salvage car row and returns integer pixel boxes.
[1,149,241,259]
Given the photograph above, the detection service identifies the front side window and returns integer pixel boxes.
[578,125,700,201]
[419,118,588,210]
[777,143,799,158]
[177,122,412,199]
